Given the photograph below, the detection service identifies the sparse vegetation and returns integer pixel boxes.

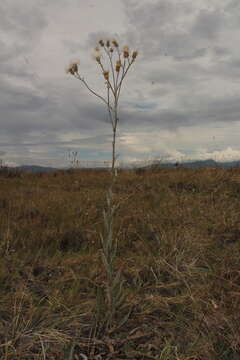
[1,165,240,359]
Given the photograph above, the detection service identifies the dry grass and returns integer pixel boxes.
[0,166,240,359]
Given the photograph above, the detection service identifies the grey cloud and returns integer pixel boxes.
[147,68,197,86]
[119,92,240,133]
[0,134,111,148]
[179,94,240,125]
[225,0,240,12]
[0,1,47,35]
[0,1,50,144]
[71,103,111,128]
[0,40,27,63]
[63,39,84,54]
[174,48,207,61]
[200,96,240,123]
[119,107,192,130]
[221,58,240,79]
[123,0,193,31]
[149,87,170,98]
[191,9,223,40]
[59,90,113,132]
[1,85,47,113]
[0,73,111,156]
[212,46,232,57]
[122,1,228,61]
[0,59,37,81]
[65,134,111,146]
[0,79,58,135]
[0,1,47,63]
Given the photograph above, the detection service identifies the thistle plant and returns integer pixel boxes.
[66,39,138,330]
[66,40,138,175]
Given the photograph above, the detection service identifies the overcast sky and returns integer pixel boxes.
[1,0,240,167]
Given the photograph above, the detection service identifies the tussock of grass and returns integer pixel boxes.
[0,167,240,359]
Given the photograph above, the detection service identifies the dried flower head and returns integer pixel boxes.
[123,45,130,58]
[106,40,110,47]
[115,60,121,72]
[132,50,138,59]
[93,47,102,62]
[109,47,114,53]
[103,70,109,80]
[65,60,80,75]
[112,39,119,47]
[99,40,104,47]
[123,45,129,52]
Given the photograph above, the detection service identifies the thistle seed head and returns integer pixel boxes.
[123,45,130,58]
[93,47,102,62]
[103,70,109,80]
[132,50,138,59]
[115,60,121,72]
[65,60,80,75]
[112,39,119,47]
[99,39,104,47]
[106,40,110,47]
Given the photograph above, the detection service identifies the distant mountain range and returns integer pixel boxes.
[156,159,240,168]
[1,159,240,172]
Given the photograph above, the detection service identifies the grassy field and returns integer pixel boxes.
[0,166,240,359]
